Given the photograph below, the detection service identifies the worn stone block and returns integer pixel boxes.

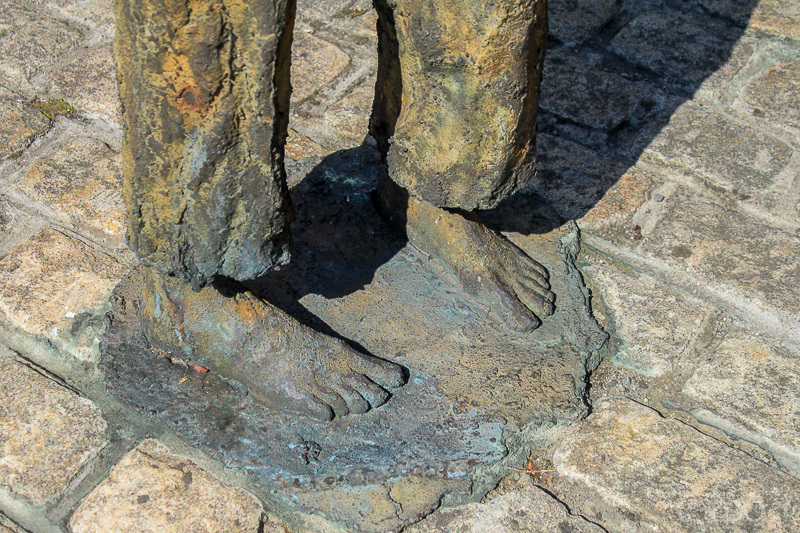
[610,10,741,86]
[0,346,107,505]
[743,61,800,136]
[332,5,378,41]
[69,440,263,533]
[15,132,125,240]
[290,31,351,104]
[699,0,758,27]
[321,83,375,147]
[0,513,28,533]
[694,35,759,105]
[285,128,328,161]
[540,48,647,131]
[0,200,45,258]
[553,398,800,532]
[640,102,793,200]
[0,2,83,88]
[577,167,655,239]
[0,227,131,358]
[749,0,800,40]
[635,187,800,322]
[0,87,51,160]
[405,487,605,532]
[549,0,617,43]
[46,0,116,37]
[289,77,377,154]
[295,0,356,22]
[31,43,120,121]
[583,263,713,377]
[684,334,800,456]
[527,134,651,227]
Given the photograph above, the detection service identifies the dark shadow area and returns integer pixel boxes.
[483,0,760,236]
[244,143,406,342]
[247,0,760,334]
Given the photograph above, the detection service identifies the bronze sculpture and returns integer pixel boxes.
[114,0,553,420]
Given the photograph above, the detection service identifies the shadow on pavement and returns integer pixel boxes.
[249,0,759,330]
[487,0,760,235]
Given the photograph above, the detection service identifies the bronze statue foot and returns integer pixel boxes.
[377,178,555,332]
[139,269,405,421]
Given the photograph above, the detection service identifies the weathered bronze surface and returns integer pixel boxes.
[376,175,555,332]
[139,267,404,421]
[103,150,607,532]
[115,0,296,289]
[372,0,548,210]
[113,0,557,421]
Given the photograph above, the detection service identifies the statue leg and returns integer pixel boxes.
[114,0,403,419]
[372,0,555,331]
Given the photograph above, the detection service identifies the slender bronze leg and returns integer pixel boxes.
[373,0,555,331]
[114,0,404,420]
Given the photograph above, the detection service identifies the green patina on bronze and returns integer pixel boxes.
[114,0,296,289]
[372,0,548,211]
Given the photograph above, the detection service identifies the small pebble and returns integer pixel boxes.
[654,194,665,202]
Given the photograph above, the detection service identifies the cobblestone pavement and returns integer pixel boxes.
[1,0,799,531]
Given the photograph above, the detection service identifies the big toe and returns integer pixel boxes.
[344,374,391,409]
[495,284,542,332]
[350,351,405,389]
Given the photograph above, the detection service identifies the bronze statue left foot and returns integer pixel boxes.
[377,178,555,332]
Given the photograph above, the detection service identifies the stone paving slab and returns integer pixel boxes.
[684,333,800,472]
[552,398,800,533]
[0,345,106,505]
[291,31,351,105]
[0,2,83,91]
[743,60,800,137]
[548,0,617,44]
[9,124,126,242]
[30,43,119,121]
[0,514,28,533]
[637,101,794,206]
[541,48,648,132]
[748,0,800,40]
[0,227,132,359]
[0,200,44,258]
[69,439,263,533]
[582,183,800,346]
[45,0,116,40]
[527,133,652,227]
[633,187,800,330]
[582,262,714,378]
[610,9,743,88]
[0,87,51,161]
[405,487,605,533]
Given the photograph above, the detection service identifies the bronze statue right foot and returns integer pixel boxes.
[376,177,555,332]
[139,269,405,421]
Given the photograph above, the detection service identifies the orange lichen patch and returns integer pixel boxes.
[176,83,213,114]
